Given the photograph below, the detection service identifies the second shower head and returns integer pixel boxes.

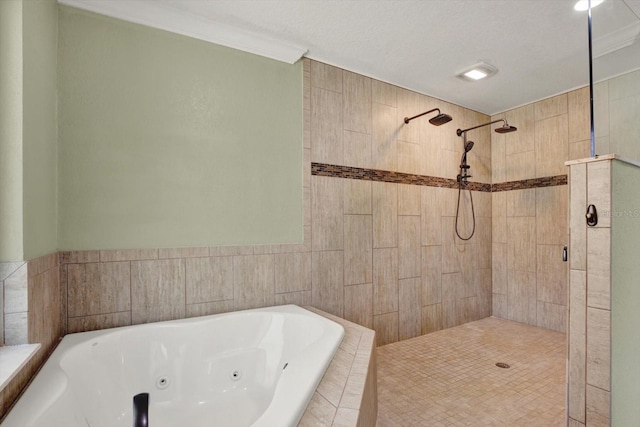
[456,119,518,136]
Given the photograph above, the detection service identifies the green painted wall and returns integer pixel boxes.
[0,0,58,261]
[0,0,24,261]
[611,160,640,425]
[57,6,303,250]
[22,0,58,259]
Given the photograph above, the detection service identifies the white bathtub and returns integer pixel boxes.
[2,305,344,427]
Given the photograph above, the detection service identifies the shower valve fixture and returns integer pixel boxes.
[404,108,453,125]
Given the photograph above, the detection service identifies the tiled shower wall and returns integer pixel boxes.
[59,59,494,346]
[1,253,63,416]
[491,88,590,332]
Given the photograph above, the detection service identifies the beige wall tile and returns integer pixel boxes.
[586,307,610,391]
[398,216,421,279]
[473,217,492,270]
[99,249,158,262]
[61,251,100,264]
[4,312,28,344]
[569,269,587,423]
[586,385,610,427]
[373,247,398,315]
[372,181,397,248]
[310,60,342,92]
[397,140,422,175]
[421,245,442,306]
[536,185,568,245]
[586,227,611,310]
[332,408,359,427]
[372,102,398,171]
[298,391,337,427]
[507,217,536,273]
[569,418,586,427]
[421,186,443,246]
[274,252,311,294]
[232,255,274,311]
[158,247,209,259]
[587,160,611,228]
[208,246,253,257]
[398,184,420,216]
[507,269,537,325]
[492,243,507,295]
[506,151,536,182]
[492,192,507,243]
[373,311,398,346]
[537,244,567,305]
[4,263,27,313]
[441,272,463,328]
[131,259,186,324]
[372,79,397,107]
[535,115,569,178]
[274,290,312,307]
[535,93,568,120]
[317,347,354,407]
[570,140,591,161]
[68,262,131,317]
[492,293,508,319]
[344,215,373,285]
[67,312,131,333]
[185,256,233,304]
[570,163,587,270]
[312,175,344,251]
[421,303,443,334]
[441,187,459,218]
[397,88,421,144]
[185,300,234,318]
[536,301,566,333]
[459,296,478,324]
[398,277,421,340]
[505,104,535,155]
[312,250,344,317]
[473,191,492,218]
[344,283,373,329]
[507,189,536,217]
[492,131,506,183]
[442,217,462,274]
[343,70,372,134]
[569,87,590,143]
[344,130,372,169]
[344,178,371,215]
[475,268,492,318]
[311,87,344,164]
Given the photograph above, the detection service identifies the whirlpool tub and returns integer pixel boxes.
[2,305,344,427]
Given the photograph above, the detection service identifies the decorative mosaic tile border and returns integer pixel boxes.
[311,163,567,193]
[491,175,568,192]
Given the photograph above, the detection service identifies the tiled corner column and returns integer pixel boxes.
[1,253,63,417]
[567,157,612,426]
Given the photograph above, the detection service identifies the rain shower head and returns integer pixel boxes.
[456,119,518,136]
[495,123,518,133]
[404,108,453,125]
[429,113,453,126]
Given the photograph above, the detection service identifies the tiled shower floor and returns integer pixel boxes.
[376,317,566,426]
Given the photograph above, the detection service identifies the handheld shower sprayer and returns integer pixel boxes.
[454,119,517,241]
[404,108,453,125]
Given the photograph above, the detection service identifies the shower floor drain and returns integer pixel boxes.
[495,362,510,369]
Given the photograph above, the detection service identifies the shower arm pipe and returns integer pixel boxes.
[404,108,443,124]
[456,119,508,136]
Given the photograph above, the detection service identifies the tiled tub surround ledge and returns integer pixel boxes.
[312,162,567,192]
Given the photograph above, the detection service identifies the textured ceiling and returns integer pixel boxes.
[60,0,640,114]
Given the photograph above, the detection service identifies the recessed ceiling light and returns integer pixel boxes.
[455,62,498,82]
[574,0,605,12]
